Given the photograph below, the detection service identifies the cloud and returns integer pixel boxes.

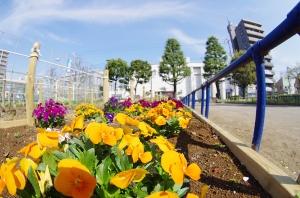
[46,32,76,44]
[169,29,206,54]
[0,0,196,33]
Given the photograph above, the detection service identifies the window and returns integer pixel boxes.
[244,45,247,49]
[240,31,244,36]
[242,38,245,42]
[193,67,201,74]
[152,70,156,76]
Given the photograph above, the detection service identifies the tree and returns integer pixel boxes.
[159,38,191,99]
[130,60,152,94]
[229,50,256,98]
[203,36,227,99]
[106,58,129,95]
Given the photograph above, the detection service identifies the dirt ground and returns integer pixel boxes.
[195,103,300,181]
[0,117,271,197]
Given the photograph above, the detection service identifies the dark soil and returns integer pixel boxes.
[0,117,271,198]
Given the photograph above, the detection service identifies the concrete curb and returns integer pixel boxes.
[189,107,300,198]
[0,119,27,129]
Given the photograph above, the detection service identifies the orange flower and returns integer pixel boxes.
[85,122,119,146]
[18,142,46,159]
[138,122,157,137]
[54,159,96,198]
[155,116,166,126]
[132,142,152,163]
[150,136,175,152]
[0,157,26,195]
[178,117,189,129]
[37,131,60,149]
[71,115,84,135]
[110,168,148,189]
[118,134,140,151]
[20,158,38,176]
[146,190,179,198]
[161,151,201,184]
[186,185,209,198]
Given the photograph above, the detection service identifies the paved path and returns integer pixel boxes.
[194,103,300,180]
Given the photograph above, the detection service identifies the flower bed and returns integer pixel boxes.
[0,98,271,198]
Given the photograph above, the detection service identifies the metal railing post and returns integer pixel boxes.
[205,85,210,118]
[251,51,266,152]
[201,88,204,115]
[187,94,190,107]
[192,91,196,109]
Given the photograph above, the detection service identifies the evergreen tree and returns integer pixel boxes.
[203,36,227,99]
[130,60,152,94]
[106,58,129,95]
[159,38,191,99]
[229,50,256,98]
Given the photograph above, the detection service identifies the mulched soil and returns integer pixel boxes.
[0,117,271,198]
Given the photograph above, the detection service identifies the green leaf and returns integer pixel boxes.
[52,150,67,160]
[85,138,94,150]
[68,145,81,158]
[137,188,149,197]
[79,148,95,171]
[68,136,85,149]
[27,166,41,198]
[120,154,132,170]
[106,184,121,197]
[173,183,183,192]
[153,183,163,193]
[176,187,189,197]
[42,152,58,176]
[96,158,111,185]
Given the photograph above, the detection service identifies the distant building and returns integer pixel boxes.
[275,77,295,95]
[0,50,9,76]
[227,19,275,93]
[0,50,9,92]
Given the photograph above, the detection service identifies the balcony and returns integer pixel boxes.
[244,23,264,32]
[246,30,264,39]
[264,62,274,67]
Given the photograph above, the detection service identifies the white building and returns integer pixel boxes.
[114,57,227,101]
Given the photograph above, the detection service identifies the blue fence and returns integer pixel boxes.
[181,2,300,152]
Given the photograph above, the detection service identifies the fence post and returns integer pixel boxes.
[26,42,41,126]
[130,80,134,102]
[251,51,266,152]
[205,85,210,118]
[91,88,94,104]
[103,69,109,104]
[143,86,145,99]
[1,74,6,107]
[84,91,86,103]
[38,79,43,104]
[68,83,71,105]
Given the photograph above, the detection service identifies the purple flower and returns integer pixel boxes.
[105,113,115,123]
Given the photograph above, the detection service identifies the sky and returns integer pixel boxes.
[0,0,300,81]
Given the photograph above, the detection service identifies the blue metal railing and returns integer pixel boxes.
[181,2,300,152]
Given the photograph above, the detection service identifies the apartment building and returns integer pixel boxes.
[227,19,276,93]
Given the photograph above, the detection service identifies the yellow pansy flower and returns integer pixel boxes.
[54,159,96,198]
[161,151,201,184]
[110,168,149,189]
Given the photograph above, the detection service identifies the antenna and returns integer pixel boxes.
[224,38,233,58]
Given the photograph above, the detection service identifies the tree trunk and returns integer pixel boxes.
[215,80,221,99]
[242,86,246,98]
[173,80,177,99]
